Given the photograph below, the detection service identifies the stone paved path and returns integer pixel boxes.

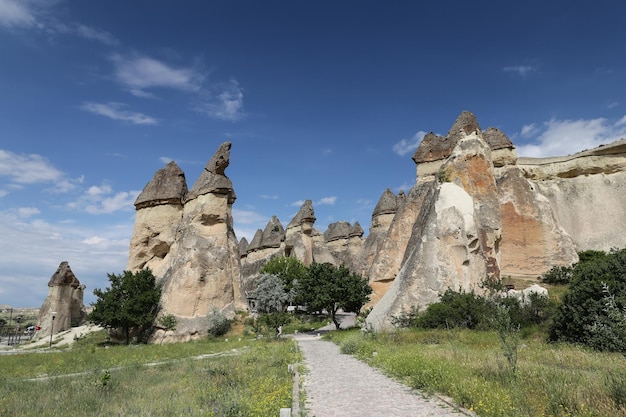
[294,333,470,417]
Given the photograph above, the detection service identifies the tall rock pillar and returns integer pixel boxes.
[156,142,246,342]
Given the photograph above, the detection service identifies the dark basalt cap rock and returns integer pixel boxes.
[134,161,188,210]
[238,237,249,257]
[247,229,264,252]
[48,261,81,288]
[372,189,399,218]
[287,200,316,228]
[261,216,285,248]
[349,221,364,238]
[412,111,482,164]
[324,221,353,242]
[187,142,235,202]
[482,127,515,150]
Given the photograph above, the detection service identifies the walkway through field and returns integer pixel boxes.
[294,333,472,417]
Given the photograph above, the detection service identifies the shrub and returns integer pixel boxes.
[207,310,232,337]
[413,289,492,330]
[550,248,626,352]
[541,265,573,285]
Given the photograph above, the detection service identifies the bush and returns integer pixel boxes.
[207,310,232,337]
[413,289,493,330]
[541,265,573,285]
[549,248,626,352]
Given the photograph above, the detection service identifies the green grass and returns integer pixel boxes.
[327,328,626,417]
[0,334,298,416]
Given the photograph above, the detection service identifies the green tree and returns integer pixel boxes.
[260,256,307,291]
[296,263,371,329]
[549,248,626,351]
[89,269,161,345]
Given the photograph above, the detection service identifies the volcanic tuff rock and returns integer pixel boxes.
[36,261,87,339]
[127,111,626,336]
[127,161,187,276]
[128,142,245,343]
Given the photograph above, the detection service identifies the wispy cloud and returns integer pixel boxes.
[110,53,204,95]
[196,79,245,122]
[393,131,427,156]
[0,209,132,306]
[517,115,626,157]
[291,196,337,207]
[67,182,140,215]
[0,0,38,29]
[520,123,538,138]
[259,194,279,200]
[0,0,117,45]
[81,102,158,125]
[503,65,536,78]
[0,149,64,184]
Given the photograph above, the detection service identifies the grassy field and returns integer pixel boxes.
[0,330,298,416]
[327,328,626,417]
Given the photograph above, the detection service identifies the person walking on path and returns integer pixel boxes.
[294,333,471,417]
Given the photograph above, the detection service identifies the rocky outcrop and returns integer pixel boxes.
[368,127,505,330]
[36,262,87,339]
[323,221,364,266]
[126,112,626,336]
[127,161,187,277]
[128,142,246,343]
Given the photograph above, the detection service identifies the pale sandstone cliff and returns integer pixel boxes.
[126,113,626,336]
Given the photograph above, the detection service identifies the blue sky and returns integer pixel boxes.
[2,0,626,307]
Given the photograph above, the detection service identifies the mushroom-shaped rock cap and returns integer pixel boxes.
[372,189,398,218]
[482,127,515,150]
[238,237,249,257]
[187,142,235,201]
[349,221,364,238]
[134,161,188,209]
[261,216,285,248]
[412,111,482,164]
[287,199,316,228]
[324,221,353,242]
[48,261,81,288]
[247,229,264,252]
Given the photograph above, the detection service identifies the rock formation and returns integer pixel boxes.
[128,142,246,343]
[126,112,626,336]
[36,261,87,338]
[365,111,626,330]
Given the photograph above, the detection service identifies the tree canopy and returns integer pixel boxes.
[260,256,307,291]
[549,248,626,351]
[89,269,161,344]
[296,262,371,329]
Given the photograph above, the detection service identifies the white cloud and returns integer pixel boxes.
[517,116,626,158]
[0,189,8,197]
[291,196,336,207]
[392,131,427,156]
[0,209,132,306]
[0,0,38,28]
[73,23,117,45]
[0,149,64,184]
[85,190,139,214]
[503,65,536,78]
[197,79,245,122]
[159,156,174,164]
[17,207,40,218]
[608,102,619,109]
[232,208,268,225]
[110,53,204,94]
[66,181,140,215]
[318,196,337,206]
[520,123,538,138]
[259,194,279,200]
[80,102,158,125]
